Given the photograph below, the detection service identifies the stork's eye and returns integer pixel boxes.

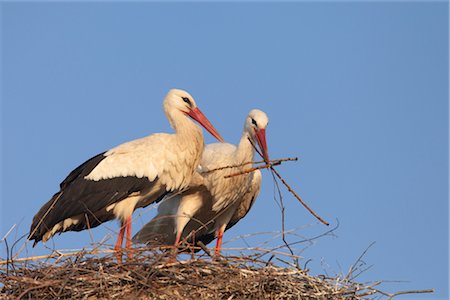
[251,118,257,127]
[182,97,192,106]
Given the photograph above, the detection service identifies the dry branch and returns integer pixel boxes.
[203,157,298,174]
[208,154,329,226]
[224,161,280,178]
[269,167,330,226]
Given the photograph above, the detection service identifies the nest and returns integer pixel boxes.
[1,246,395,300]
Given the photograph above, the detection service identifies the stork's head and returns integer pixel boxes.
[245,109,269,163]
[164,89,224,142]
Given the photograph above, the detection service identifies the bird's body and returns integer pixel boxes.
[192,170,262,247]
[29,89,223,258]
[134,109,269,255]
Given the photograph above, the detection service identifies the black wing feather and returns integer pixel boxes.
[59,152,106,189]
[29,152,156,245]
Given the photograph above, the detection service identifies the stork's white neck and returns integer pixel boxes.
[167,109,203,144]
[235,131,256,164]
[163,108,205,191]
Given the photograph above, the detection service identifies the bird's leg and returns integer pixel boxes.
[174,231,182,247]
[170,232,182,257]
[125,215,133,259]
[164,231,183,263]
[214,224,227,256]
[115,221,126,263]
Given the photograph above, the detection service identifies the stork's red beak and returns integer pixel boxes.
[187,107,224,143]
[255,128,269,163]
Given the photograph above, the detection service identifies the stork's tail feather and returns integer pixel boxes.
[132,214,177,246]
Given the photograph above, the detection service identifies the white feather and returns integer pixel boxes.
[85,127,203,193]
[175,192,204,235]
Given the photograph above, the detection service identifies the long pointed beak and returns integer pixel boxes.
[187,107,224,142]
[255,128,269,163]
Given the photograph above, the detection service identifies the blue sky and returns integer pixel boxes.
[1,2,448,299]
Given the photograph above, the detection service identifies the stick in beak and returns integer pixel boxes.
[255,128,269,163]
[187,107,224,142]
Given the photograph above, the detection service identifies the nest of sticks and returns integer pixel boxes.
[0,158,434,299]
[0,244,433,300]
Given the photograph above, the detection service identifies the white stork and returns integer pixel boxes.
[28,89,224,259]
[133,109,269,255]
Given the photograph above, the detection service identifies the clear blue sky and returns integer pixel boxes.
[1,2,448,299]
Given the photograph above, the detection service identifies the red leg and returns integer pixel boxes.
[115,221,125,263]
[214,224,226,256]
[174,231,182,247]
[166,231,183,262]
[125,216,133,259]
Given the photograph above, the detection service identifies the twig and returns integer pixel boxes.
[16,282,56,300]
[224,160,281,178]
[344,241,376,281]
[0,249,115,265]
[203,157,298,174]
[1,224,16,242]
[12,192,65,260]
[216,247,303,259]
[196,241,213,258]
[371,286,435,299]
[388,289,434,299]
[26,192,63,244]
[246,138,329,226]
[269,167,329,226]
[267,220,339,254]
[247,137,328,263]
[4,237,10,275]
[269,165,299,268]
[85,213,96,245]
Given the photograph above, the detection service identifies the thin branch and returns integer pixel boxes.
[369,286,435,299]
[16,282,57,300]
[269,167,329,226]
[269,165,299,268]
[1,224,16,242]
[0,249,115,265]
[13,192,65,260]
[224,160,281,178]
[388,289,434,299]
[344,241,376,281]
[85,214,95,245]
[26,192,63,244]
[203,157,298,174]
[196,241,213,258]
[245,137,328,226]
[267,220,339,254]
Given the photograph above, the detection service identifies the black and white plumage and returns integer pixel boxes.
[28,89,224,258]
[133,109,269,255]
